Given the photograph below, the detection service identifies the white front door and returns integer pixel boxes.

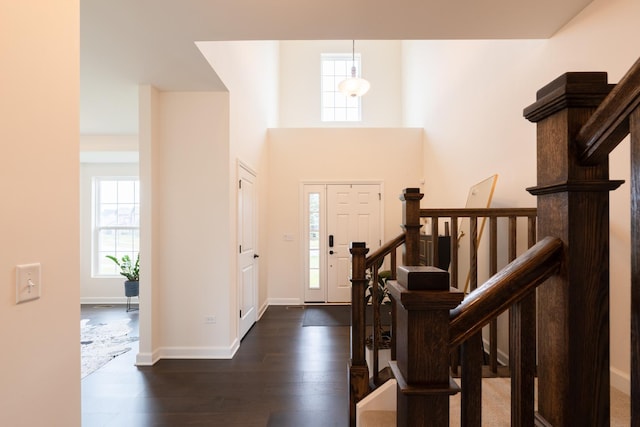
[327,184,381,302]
[238,164,257,339]
[303,183,381,303]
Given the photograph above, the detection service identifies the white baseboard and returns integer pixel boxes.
[482,337,509,366]
[136,349,161,366]
[258,300,269,319]
[136,340,240,365]
[148,342,240,361]
[81,296,130,305]
[479,337,631,397]
[268,297,302,306]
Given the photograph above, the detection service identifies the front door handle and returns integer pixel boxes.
[329,250,334,255]
[329,235,334,247]
[254,254,260,259]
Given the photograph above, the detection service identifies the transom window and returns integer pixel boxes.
[321,54,362,122]
[93,177,140,276]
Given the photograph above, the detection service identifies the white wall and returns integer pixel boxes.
[279,40,403,128]
[158,91,231,355]
[267,128,423,303]
[403,39,545,208]
[0,0,81,425]
[138,90,233,362]
[197,41,280,321]
[138,85,161,363]
[402,0,639,393]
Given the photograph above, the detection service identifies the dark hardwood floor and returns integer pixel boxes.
[81,305,350,426]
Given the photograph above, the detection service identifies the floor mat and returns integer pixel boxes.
[302,305,392,326]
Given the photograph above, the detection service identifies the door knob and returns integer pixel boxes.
[253,254,260,259]
[329,250,334,255]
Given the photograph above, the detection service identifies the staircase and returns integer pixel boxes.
[359,378,631,426]
[357,379,396,427]
[349,56,640,426]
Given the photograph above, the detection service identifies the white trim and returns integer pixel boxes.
[258,300,269,320]
[141,341,241,362]
[320,53,363,122]
[301,179,384,185]
[236,159,259,341]
[80,297,131,305]
[136,349,160,366]
[80,151,139,164]
[482,337,510,367]
[92,176,140,277]
[237,159,257,177]
[300,180,384,303]
[611,366,631,395]
[301,184,327,302]
[268,298,302,306]
[356,379,397,427]
[478,337,635,397]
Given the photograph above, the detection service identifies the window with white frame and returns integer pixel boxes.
[321,54,362,122]
[93,177,140,276]
[308,192,321,290]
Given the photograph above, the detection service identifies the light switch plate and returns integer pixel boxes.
[16,263,41,304]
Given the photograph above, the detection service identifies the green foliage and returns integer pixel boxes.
[365,268,392,305]
[106,253,139,281]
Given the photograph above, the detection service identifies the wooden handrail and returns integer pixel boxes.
[577,56,640,165]
[421,207,537,217]
[449,236,563,349]
[422,206,537,374]
[364,232,405,387]
[365,232,406,270]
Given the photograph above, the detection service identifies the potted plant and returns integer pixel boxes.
[365,267,392,350]
[364,264,393,379]
[106,253,139,297]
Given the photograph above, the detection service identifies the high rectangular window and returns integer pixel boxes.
[321,54,362,122]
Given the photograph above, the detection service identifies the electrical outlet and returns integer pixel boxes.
[205,315,216,324]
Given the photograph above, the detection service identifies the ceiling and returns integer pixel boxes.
[80,0,594,135]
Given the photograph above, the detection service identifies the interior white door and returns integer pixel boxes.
[238,165,257,339]
[327,184,381,303]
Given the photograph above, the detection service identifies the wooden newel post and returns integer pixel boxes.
[524,72,624,426]
[349,242,369,427]
[401,188,424,266]
[388,266,464,426]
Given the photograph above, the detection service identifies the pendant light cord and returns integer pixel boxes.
[351,40,356,78]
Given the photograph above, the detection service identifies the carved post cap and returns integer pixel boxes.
[523,72,611,123]
[397,265,450,291]
[400,187,423,201]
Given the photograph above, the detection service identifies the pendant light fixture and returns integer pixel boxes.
[338,40,370,97]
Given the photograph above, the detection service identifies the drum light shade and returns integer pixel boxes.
[338,41,370,97]
[338,68,370,97]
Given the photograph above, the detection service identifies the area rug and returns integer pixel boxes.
[302,305,392,327]
[80,318,138,378]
